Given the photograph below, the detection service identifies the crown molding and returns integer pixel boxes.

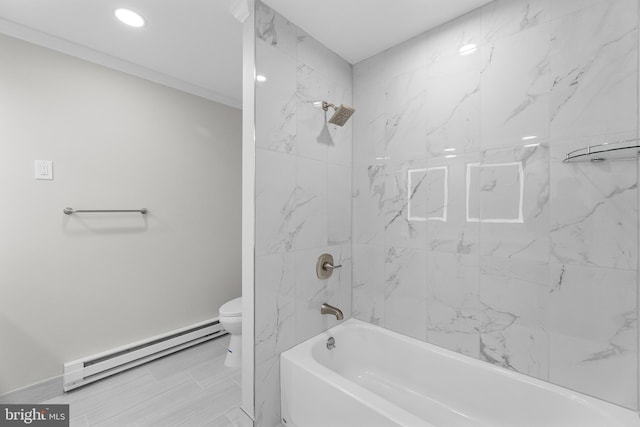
[0,17,241,109]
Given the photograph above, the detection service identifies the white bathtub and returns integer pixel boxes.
[280,318,640,427]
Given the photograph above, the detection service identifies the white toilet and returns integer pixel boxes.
[219,297,242,367]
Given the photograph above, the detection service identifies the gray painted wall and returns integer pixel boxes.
[0,34,242,395]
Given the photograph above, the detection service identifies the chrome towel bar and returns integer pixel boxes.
[63,207,148,215]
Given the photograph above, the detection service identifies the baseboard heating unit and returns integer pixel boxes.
[63,318,225,392]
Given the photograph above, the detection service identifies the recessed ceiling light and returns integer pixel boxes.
[256,74,267,82]
[443,148,456,152]
[115,8,146,28]
[458,43,478,56]
[445,154,457,159]
[522,135,538,141]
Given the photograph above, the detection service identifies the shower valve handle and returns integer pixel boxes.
[323,262,342,271]
[316,253,341,279]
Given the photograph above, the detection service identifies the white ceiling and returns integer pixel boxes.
[0,0,493,109]
[263,0,493,64]
[0,0,244,107]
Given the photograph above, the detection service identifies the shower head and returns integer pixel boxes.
[322,101,355,127]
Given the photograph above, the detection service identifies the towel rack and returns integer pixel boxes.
[563,138,640,163]
[63,207,148,215]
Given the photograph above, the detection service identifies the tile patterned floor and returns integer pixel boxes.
[43,336,251,427]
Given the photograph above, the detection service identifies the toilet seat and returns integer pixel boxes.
[220,297,242,317]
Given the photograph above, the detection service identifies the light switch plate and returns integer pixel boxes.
[35,160,53,180]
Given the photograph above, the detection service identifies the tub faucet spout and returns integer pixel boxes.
[321,303,344,320]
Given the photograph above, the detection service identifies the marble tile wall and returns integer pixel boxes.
[353,0,638,409]
[253,2,353,426]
